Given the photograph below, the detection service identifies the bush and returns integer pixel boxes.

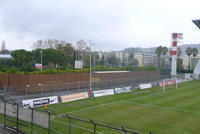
[0,65,157,74]
[6,67,18,73]
[20,65,36,72]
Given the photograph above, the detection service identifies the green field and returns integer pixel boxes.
[2,80,200,134]
[41,80,200,134]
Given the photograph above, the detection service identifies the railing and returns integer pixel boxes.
[0,100,154,134]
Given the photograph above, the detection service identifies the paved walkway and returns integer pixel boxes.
[0,127,15,134]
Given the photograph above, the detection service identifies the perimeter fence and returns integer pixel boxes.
[2,74,174,96]
[0,100,154,134]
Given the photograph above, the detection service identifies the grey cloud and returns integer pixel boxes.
[0,0,128,42]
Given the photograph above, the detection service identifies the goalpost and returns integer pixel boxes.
[159,78,178,92]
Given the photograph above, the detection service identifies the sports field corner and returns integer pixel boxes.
[38,80,200,134]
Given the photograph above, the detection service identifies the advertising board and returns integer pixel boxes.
[139,83,152,89]
[22,96,58,108]
[61,92,89,103]
[75,60,83,69]
[93,89,114,97]
[159,80,176,86]
[35,63,42,69]
[114,86,132,94]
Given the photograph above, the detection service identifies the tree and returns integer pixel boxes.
[32,48,43,64]
[162,46,168,67]
[177,47,182,58]
[11,49,33,68]
[57,43,75,67]
[128,51,138,67]
[75,39,87,60]
[43,48,66,68]
[155,46,163,68]
[192,47,198,58]
[162,47,168,56]
[100,54,105,66]
[32,39,66,50]
[177,58,183,71]
[92,51,100,67]
[108,55,120,67]
[32,48,66,69]
[186,47,193,70]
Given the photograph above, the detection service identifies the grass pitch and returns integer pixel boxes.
[42,80,200,134]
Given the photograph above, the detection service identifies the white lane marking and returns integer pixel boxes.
[121,101,200,115]
[51,119,105,134]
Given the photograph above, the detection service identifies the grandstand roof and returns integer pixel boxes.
[193,19,200,29]
[0,54,12,59]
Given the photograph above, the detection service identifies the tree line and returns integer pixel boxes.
[155,45,199,72]
[0,39,149,73]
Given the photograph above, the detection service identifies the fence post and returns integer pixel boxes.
[78,82,80,90]
[67,83,70,91]
[69,117,71,134]
[8,86,10,95]
[26,85,30,96]
[54,83,56,93]
[16,104,19,134]
[3,101,6,128]
[48,112,50,134]
[121,126,126,134]
[94,123,96,134]
[90,120,96,134]
[66,114,71,134]
[31,108,33,134]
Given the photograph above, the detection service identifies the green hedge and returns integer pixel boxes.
[0,65,157,74]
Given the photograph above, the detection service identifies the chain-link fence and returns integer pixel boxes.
[3,74,172,97]
[0,100,154,134]
[0,100,51,134]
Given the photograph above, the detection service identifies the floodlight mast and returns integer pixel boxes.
[171,33,182,77]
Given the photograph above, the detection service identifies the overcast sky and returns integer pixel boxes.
[0,0,200,51]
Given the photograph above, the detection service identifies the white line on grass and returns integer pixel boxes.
[53,81,200,117]
[121,101,200,115]
[51,118,105,134]
[68,91,162,114]
[52,91,158,118]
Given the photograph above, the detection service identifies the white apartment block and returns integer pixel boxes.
[134,53,157,67]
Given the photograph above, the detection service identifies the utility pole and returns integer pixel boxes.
[94,50,95,68]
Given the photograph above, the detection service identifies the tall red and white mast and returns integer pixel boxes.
[171,33,182,76]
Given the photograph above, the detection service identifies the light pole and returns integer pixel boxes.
[89,40,92,97]
[26,85,30,96]
[40,51,43,71]
[38,83,43,95]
